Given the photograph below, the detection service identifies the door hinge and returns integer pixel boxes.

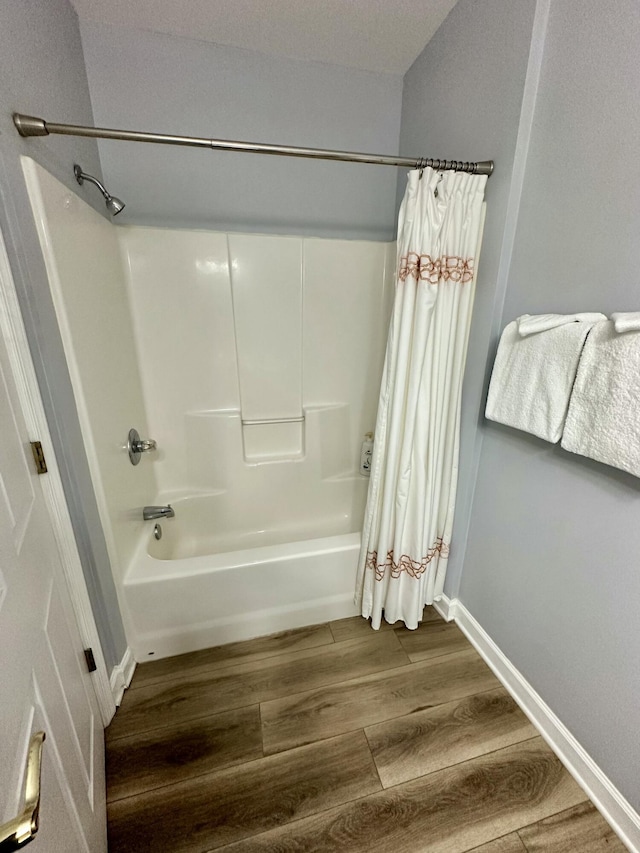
[84,648,97,673]
[30,441,48,475]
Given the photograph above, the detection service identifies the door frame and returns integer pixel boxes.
[0,225,115,726]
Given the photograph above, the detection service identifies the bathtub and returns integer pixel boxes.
[123,493,363,661]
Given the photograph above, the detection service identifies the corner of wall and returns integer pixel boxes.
[453,0,551,603]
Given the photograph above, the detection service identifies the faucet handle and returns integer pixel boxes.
[128,428,157,465]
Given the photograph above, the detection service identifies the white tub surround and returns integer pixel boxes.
[229,234,303,424]
[126,405,369,657]
[115,226,395,656]
[19,187,395,660]
[125,495,362,660]
[120,227,395,489]
[22,159,155,610]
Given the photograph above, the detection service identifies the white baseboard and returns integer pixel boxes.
[109,647,136,707]
[433,593,458,622]
[452,599,639,853]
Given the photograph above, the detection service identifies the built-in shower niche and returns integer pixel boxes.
[184,403,365,535]
[242,420,304,461]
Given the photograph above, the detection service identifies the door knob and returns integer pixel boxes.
[0,731,46,850]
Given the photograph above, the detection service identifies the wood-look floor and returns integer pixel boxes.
[106,611,626,852]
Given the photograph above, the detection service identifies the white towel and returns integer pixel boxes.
[611,312,640,333]
[486,319,596,443]
[517,312,606,336]
[561,321,640,477]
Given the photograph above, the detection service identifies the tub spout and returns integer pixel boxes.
[143,505,175,521]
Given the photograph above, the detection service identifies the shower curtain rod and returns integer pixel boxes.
[13,113,494,176]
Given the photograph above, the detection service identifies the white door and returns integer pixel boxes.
[0,234,107,851]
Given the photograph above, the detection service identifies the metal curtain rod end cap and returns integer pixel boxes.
[13,114,49,137]
[475,160,494,176]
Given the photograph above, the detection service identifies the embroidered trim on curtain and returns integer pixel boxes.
[399,252,474,283]
[366,538,450,581]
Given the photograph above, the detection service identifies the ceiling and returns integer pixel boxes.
[69,0,459,75]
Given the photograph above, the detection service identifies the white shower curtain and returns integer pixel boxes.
[355,166,487,629]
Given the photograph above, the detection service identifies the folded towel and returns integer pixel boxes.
[486,319,597,442]
[561,321,640,477]
[517,312,606,336]
[611,312,640,333]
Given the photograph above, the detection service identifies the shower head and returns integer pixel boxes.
[73,164,125,216]
[106,195,126,216]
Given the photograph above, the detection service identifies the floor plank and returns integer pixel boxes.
[395,620,471,662]
[108,631,410,740]
[106,705,262,802]
[329,615,395,643]
[466,834,527,852]
[329,606,442,644]
[518,801,628,852]
[107,730,381,853]
[394,605,445,629]
[131,623,334,689]
[261,647,500,755]
[106,620,622,853]
[366,687,537,788]
[216,739,586,853]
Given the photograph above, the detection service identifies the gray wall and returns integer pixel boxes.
[460,0,640,810]
[0,0,127,670]
[80,23,403,240]
[398,0,538,598]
